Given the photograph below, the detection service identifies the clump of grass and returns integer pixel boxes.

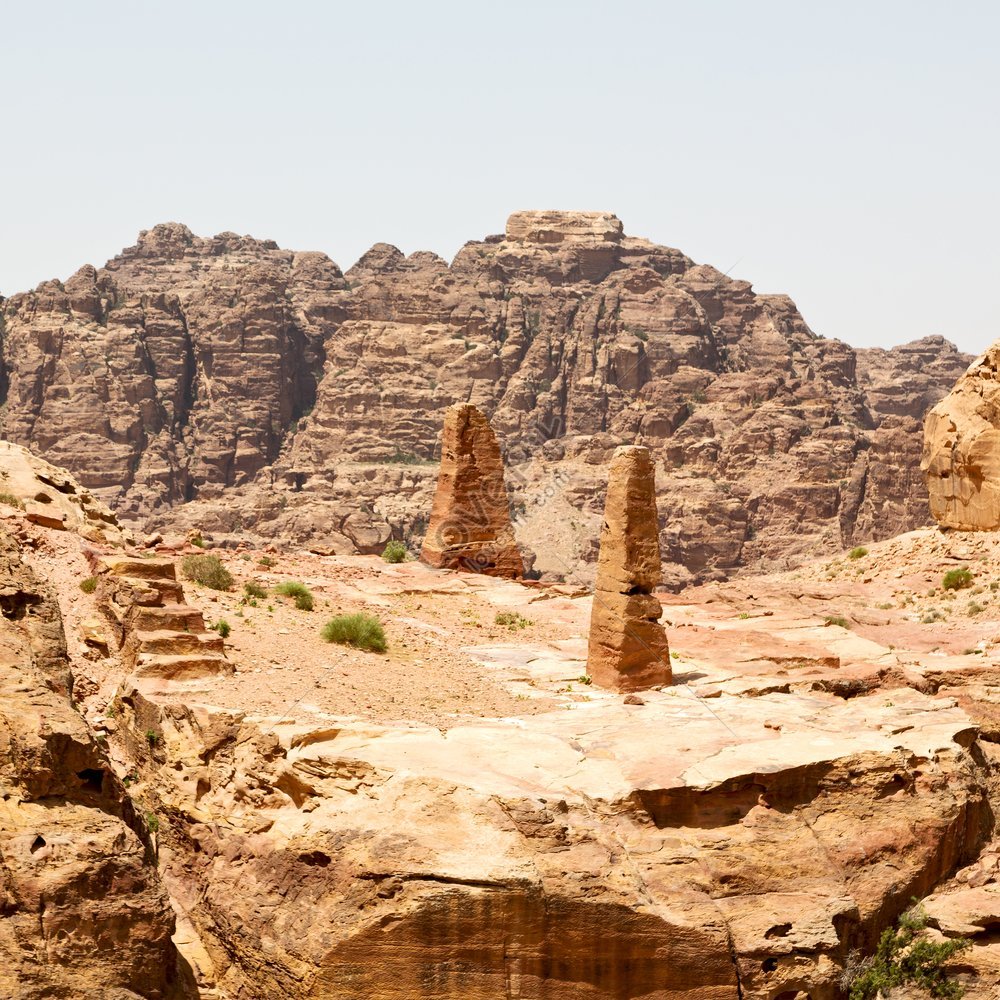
[737,611,750,620]
[243,580,267,599]
[942,567,973,591]
[259,555,276,568]
[145,729,161,750]
[0,492,23,509]
[274,580,314,611]
[381,540,409,563]
[578,674,593,686]
[180,554,234,592]
[321,613,387,652]
[848,546,868,560]
[967,602,984,617]
[824,615,851,629]
[213,619,231,638]
[495,611,532,630]
[79,576,98,594]
[145,811,160,834]
[190,535,206,549]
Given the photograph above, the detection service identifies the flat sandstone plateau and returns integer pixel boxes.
[10,489,1000,999]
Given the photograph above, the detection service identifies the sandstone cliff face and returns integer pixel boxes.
[0,526,183,998]
[922,344,1000,530]
[0,214,971,584]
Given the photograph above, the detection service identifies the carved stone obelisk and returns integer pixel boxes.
[587,445,670,690]
[420,404,523,578]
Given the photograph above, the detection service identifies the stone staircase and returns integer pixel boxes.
[95,556,231,682]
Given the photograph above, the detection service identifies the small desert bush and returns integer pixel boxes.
[79,576,98,594]
[321,613,387,652]
[848,546,868,560]
[243,580,267,599]
[0,492,23,509]
[213,619,231,639]
[180,554,234,592]
[274,580,314,611]
[824,615,851,629]
[967,602,984,617]
[844,903,969,1000]
[381,540,409,563]
[258,555,276,568]
[942,568,973,591]
[495,611,531,630]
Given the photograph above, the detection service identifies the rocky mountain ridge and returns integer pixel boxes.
[0,212,971,586]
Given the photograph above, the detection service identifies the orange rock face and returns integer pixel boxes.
[922,344,1000,530]
[588,445,671,689]
[421,403,523,577]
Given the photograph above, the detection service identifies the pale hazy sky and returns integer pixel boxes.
[3,1,997,355]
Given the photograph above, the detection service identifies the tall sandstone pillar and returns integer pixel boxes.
[588,445,671,690]
[420,403,523,578]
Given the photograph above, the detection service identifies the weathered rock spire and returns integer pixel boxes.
[587,445,671,690]
[420,403,523,578]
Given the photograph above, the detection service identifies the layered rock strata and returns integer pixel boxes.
[420,403,523,577]
[588,445,671,689]
[922,345,1000,530]
[0,527,183,998]
[0,214,971,584]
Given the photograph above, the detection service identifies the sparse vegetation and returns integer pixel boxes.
[0,492,23,509]
[495,611,531,630]
[824,616,851,629]
[321,612,387,653]
[180,554,234,592]
[258,555,276,568]
[79,576,98,594]
[942,568,973,591]
[578,674,593,685]
[145,811,161,834]
[844,902,970,1000]
[213,619,231,638]
[145,729,161,750]
[274,580,314,611]
[243,580,267,599]
[738,611,751,620]
[381,540,409,564]
[967,602,984,617]
[848,546,869,560]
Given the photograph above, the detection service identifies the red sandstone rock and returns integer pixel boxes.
[420,403,523,577]
[588,445,671,689]
[0,214,971,585]
[922,343,1000,530]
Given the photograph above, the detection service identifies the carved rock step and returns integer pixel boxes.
[128,629,225,655]
[133,652,233,680]
[100,556,179,582]
[129,604,208,633]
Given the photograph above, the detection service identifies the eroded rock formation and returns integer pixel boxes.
[588,445,670,689]
[0,527,183,998]
[922,345,1000,530]
[420,403,523,577]
[0,214,971,585]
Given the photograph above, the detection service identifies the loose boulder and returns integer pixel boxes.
[922,345,1000,530]
[588,445,671,690]
[420,404,523,578]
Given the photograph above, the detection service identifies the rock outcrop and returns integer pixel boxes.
[588,446,670,689]
[0,215,971,585]
[420,403,523,577]
[922,345,1000,530]
[0,439,130,545]
[0,526,184,998]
